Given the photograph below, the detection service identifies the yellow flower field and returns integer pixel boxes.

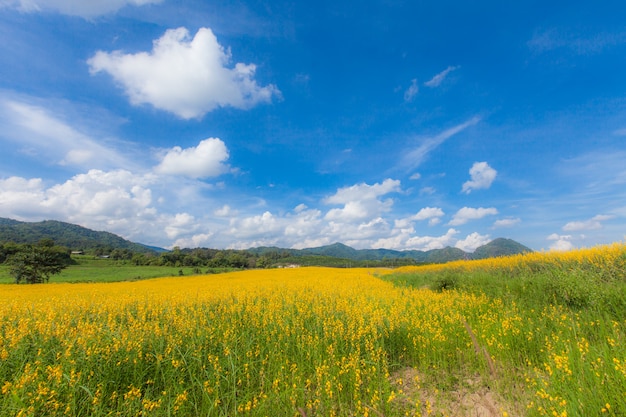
[1,246,625,417]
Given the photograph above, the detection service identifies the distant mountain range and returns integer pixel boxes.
[0,217,533,262]
[248,239,532,262]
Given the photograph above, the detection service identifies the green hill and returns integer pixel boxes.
[471,238,533,259]
[0,217,533,263]
[0,218,158,253]
[252,238,532,263]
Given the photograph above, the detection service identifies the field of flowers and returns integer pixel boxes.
[1,244,625,416]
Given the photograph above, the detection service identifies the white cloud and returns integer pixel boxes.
[291,237,331,250]
[405,228,459,251]
[0,97,133,170]
[214,205,235,217]
[462,161,497,194]
[547,233,574,251]
[409,172,421,180]
[164,213,196,239]
[449,207,498,226]
[228,211,282,240]
[412,207,444,226]
[155,138,230,178]
[400,116,480,172]
[1,0,162,18]
[492,217,521,228]
[455,232,491,252]
[404,79,418,102]
[424,65,459,87]
[88,27,280,119]
[562,214,614,231]
[0,170,176,241]
[0,177,46,218]
[172,233,214,249]
[324,179,401,222]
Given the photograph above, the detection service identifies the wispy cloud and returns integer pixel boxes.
[0,96,134,171]
[424,65,459,87]
[528,29,626,55]
[492,217,521,228]
[562,214,614,232]
[399,116,480,172]
[403,79,418,102]
[1,0,163,18]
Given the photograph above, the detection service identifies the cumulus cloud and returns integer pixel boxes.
[403,79,418,102]
[0,177,47,218]
[1,0,162,18]
[455,232,491,252]
[547,233,574,251]
[412,207,444,226]
[405,228,459,251]
[285,207,323,238]
[88,27,280,119]
[228,211,282,240]
[400,117,480,172]
[0,170,167,240]
[214,205,236,217]
[324,179,401,222]
[155,138,230,178]
[424,65,459,87]
[449,207,498,226]
[562,214,614,231]
[172,233,214,249]
[462,162,497,194]
[164,213,197,239]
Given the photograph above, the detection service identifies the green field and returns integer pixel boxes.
[0,256,235,284]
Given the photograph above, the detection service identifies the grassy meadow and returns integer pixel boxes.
[1,245,625,416]
[0,257,235,284]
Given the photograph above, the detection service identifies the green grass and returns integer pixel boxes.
[381,255,626,416]
[0,257,236,284]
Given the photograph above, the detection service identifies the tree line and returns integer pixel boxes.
[1,241,420,284]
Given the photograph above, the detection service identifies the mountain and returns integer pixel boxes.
[0,217,533,263]
[0,218,159,253]
[252,238,532,263]
[471,238,533,259]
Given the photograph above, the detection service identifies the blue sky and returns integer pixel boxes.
[1,0,625,251]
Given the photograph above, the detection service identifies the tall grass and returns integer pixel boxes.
[386,243,626,416]
[1,244,625,416]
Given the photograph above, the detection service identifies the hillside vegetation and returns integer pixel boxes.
[0,244,624,416]
[0,218,532,265]
[0,218,156,254]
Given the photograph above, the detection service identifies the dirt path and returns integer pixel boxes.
[390,367,521,417]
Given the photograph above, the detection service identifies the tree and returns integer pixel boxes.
[8,244,70,284]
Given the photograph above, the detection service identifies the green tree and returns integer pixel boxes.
[8,244,70,284]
